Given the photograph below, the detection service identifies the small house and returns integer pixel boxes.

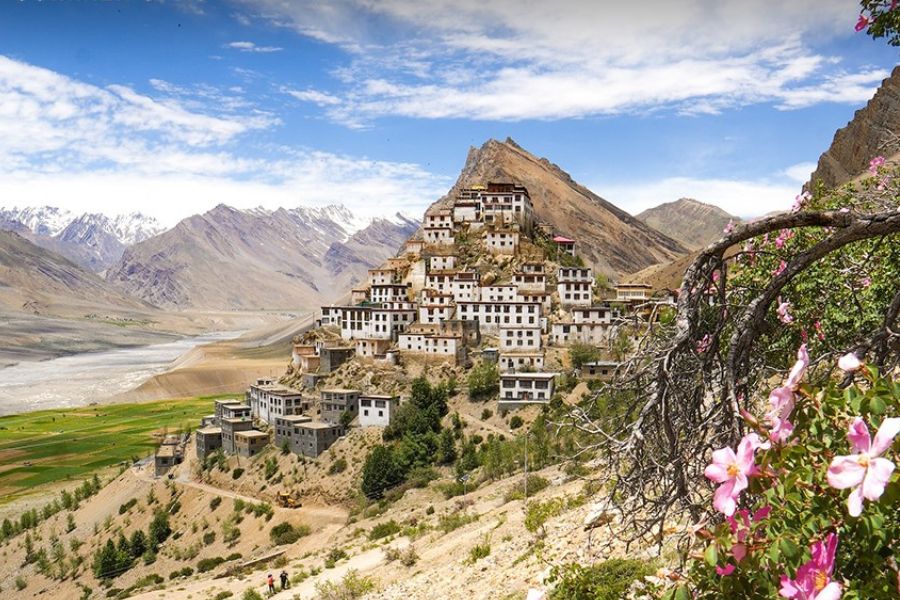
[359,395,399,427]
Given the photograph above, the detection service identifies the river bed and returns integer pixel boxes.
[0,332,243,416]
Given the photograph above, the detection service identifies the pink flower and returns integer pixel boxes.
[869,155,886,174]
[704,434,762,516]
[724,220,735,234]
[775,228,795,249]
[827,417,900,517]
[727,506,770,563]
[779,533,842,600]
[777,298,794,324]
[859,276,872,288]
[814,321,825,341]
[716,564,736,577]
[792,191,811,212]
[696,334,712,354]
[766,386,795,444]
[785,343,809,390]
[855,13,870,32]
[773,260,788,277]
[837,353,862,372]
[712,270,720,283]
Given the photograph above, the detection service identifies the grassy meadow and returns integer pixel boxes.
[0,395,238,502]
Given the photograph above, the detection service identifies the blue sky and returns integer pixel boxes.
[0,0,896,226]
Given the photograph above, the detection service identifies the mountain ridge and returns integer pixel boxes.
[636,197,738,250]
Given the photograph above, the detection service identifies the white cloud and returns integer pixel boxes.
[0,55,447,226]
[783,162,818,184]
[237,0,886,125]
[603,176,802,219]
[227,40,283,53]
[285,88,343,106]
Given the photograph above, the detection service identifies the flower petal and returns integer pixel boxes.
[732,543,747,563]
[861,457,895,501]
[785,344,809,389]
[847,485,865,518]
[837,353,862,372]
[704,463,730,483]
[847,417,871,454]
[871,417,900,457]
[827,456,866,489]
[713,479,737,516]
[779,575,800,598]
[814,581,842,600]
[716,564,735,576]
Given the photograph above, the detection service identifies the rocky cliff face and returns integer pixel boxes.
[105,205,418,310]
[636,198,738,251]
[807,65,900,190]
[431,138,687,279]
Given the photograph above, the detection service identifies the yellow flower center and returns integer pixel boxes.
[815,571,828,591]
[727,464,740,477]
[857,454,870,468]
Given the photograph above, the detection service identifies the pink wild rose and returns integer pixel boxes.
[704,433,762,516]
[869,155,886,174]
[855,14,870,32]
[827,417,900,517]
[766,386,795,444]
[779,533,842,600]
[724,220,735,234]
[777,298,794,324]
[785,343,809,390]
[696,334,712,354]
[773,260,788,277]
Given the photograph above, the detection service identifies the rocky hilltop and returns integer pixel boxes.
[636,197,738,250]
[431,138,687,280]
[808,65,900,189]
[105,204,418,310]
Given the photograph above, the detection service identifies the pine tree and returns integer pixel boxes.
[129,530,147,558]
[436,429,457,465]
[361,445,402,499]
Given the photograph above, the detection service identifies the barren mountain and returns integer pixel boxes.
[432,138,687,279]
[636,198,738,250]
[105,204,418,310]
[807,65,900,189]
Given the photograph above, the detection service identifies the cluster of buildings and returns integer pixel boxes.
[183,181,670,469]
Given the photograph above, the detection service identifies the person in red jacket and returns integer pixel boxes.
[267,573,275,596]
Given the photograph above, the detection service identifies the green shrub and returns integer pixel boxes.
[466,537,490,564]
[509,415,524,429]
[14,576,26,590]
[242,589,264,600]
[328,458,348,475]
[504,475,550,502]
[467,361,499,400]
[315,569,375,599]
[438,512,478,533]
[169,566,194,580]
[197,556,225,573]
[202,531,216,545]
[269,522,310,545]
[264,457,278,480]
[209,497,222,511]
[368,520,401,541]
[118,498,137,515]
[213,592,234,600]
[481,408,493,420]
[547,559,654,600]
[232,468,244,480]
[324,547,348,569]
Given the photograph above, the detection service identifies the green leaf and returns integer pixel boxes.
[869,396,886,415]
[674,585,691,600]
[704,544,718,567]
[780,538,800,560]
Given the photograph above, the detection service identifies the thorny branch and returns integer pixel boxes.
[565,194,900,552]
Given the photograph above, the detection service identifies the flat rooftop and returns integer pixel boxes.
[500,372,559,380]
[277,415,313,423]
[156,446,176,458]
[296,421,342,430]
[321,388,361,394]
[196,427,222,435]
[235,430,270,439]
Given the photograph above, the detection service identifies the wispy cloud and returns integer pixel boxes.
[241,0,887,126]
[285,88,342,106]
[227,40,283,53]
[0,55,447,225]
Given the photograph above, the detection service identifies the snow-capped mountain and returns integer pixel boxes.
[0,206,164,272]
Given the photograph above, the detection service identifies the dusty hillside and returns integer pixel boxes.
[808,65,900,190]
[106,205,418,311]
[636,198,737,250]
[430,138,688,280]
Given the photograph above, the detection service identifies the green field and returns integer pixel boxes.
[0,395,238,502]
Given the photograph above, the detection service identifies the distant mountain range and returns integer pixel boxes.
[0,207,163,271]
[105,204,419,310]
[636,198,738,251]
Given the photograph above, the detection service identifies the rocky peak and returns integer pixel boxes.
[807,65,900,190]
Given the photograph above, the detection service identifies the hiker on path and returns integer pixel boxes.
[267,573,275,596]
[280,570,289,590]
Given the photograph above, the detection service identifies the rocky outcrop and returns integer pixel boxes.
[637,198,738,251]
[430,138,687,280]
[808,66,900,190]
